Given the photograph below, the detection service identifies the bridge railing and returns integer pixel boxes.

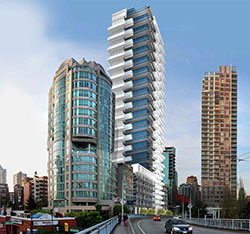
[78,216,118,234]
[186,218,250,231]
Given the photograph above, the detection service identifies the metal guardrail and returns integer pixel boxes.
[78,216,118,234]
[186,218,250,231]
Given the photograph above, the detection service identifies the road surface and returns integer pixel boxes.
[130,217,247,234]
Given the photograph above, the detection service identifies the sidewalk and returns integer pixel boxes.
[112,223,130,234]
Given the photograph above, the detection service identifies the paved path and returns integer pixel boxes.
[112,223,130,234]
[130,217,249,234]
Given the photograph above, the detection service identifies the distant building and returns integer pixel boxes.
[0,165,7,184]
[178,183,195,204]
[13,172,27,189]
[163,147,177,208]
[9,192,15,205]
[0,184,9,206]
[21,177,32,187]
[14,184,23,210]
[117,164,133,208]
[186,175,200,203]
[201,66,237,207]
[24,176,48,207]
[132,164,156,213]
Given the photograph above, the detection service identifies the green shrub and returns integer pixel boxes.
[157,208,165,215]
[147,208,155,215]
[140,208,147,215]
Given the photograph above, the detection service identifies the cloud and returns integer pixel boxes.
[0,1,107,190]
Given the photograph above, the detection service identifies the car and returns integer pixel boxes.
[165,219,192,233]
[153,215,161,221]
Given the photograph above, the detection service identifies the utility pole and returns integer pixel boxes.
[121,178,124,220]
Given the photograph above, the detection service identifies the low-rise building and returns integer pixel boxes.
[132,164,156,214]
[0,165,7,184]
[0,214,77,233]
[24,176,48,208]
[14,184,23,210]
[0,184,9,206]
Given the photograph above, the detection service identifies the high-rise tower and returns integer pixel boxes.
[48,58,117,212]
[201,65,237,207]
[0,165,7,184]
[107,6,165,209]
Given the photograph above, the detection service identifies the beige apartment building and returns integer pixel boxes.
[201,65,237,207]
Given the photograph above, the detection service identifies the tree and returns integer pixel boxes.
[140,208,147,215]
[237,178,248,218]
[37,199,48,209]
[113,205,130,216]
[157,208,165,215]
[221,188,237,219]
[191,201,207,218]
[86,211,103,227]
[64,211,76,217]
[147,208,155,215]
[25,194,37,211]
[95,203,101,213]
[165,210,173,216]
[240,201,250,219]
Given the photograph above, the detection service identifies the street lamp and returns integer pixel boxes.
[50,196,54,232]
[113,157,132,219]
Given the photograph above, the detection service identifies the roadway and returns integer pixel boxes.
[130,217,247,234]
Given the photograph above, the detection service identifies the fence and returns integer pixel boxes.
[78,216,118,234]
[186,218,250,231]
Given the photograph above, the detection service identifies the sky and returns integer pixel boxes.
[0,0,249,193]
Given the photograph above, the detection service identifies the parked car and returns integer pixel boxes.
[153,215,161,221]
[165,218,192,233]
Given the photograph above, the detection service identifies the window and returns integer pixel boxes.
[133,24,149,34]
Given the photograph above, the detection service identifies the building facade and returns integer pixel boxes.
[117,164,134,208]
[186,175,200,203]
[0,184,9,206]
[47,58,117,213]
[163,147,177,208]
[14,184,24,210]
[13,172,27,189]
[0,165,7,184]
[24,176,48,207]
[201,65,237,207]
[132,164,156,213]
[107,6,166,209]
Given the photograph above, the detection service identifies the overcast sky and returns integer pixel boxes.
[0,0,249,193]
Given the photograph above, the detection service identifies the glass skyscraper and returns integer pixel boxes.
[47,58,117,213]
[108,6,165,209]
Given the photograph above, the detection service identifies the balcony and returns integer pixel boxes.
[124,18,133,29]
[124,39,133,49]
[124,49,133,59]
[124,28,133,39]
[124,81,133,90]
[124,123,133,131]
[124,70,133,80]
[124,134,133,141]
[124,112,133,120]
[124,60,133,70]
[124,102,133,109]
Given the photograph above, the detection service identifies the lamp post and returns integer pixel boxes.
[50,196,54,232]
[113,157,132,220]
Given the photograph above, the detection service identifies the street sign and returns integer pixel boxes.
[121,200,126,205]
[188,203,192,209]
[70,229,79,233]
